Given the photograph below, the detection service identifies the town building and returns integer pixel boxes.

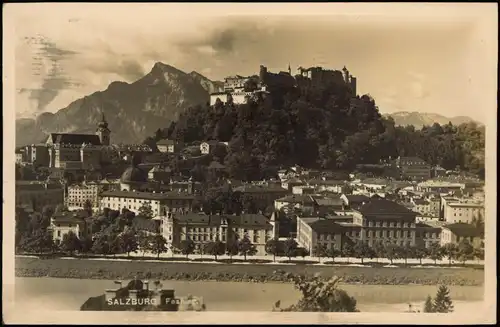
[410,198,432,216]
[147,165,172,183]
[24,144,51,167]
[312,195,345,214]
[281,178,305,192]
[340,194,371,210]
[440,223,482,247]
[66,182,102,210]
[119,158,149,191]
[291,186,315,195]
[395,156,431,181]
[156,139,183,153]
[49,211,88,243]
[15,148,25,164]
[234,184,290,210]
[417,180,464,194]
[297,65,357,96]
[444,201,484,224]
[44,114,111,173]
[274,195,316,213]
[351,199,418,247]
[199,141,229,155]
[296,217,347,255]
[161,212,275,255]
[306,179,346,194]
[15,181,65,211]
[100,190,196,219]
[414,222,442,248]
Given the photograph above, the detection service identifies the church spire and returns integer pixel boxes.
[288,63,291,75]
[98,111,109,129]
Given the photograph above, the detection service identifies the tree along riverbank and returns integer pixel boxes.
[15,256,484,286]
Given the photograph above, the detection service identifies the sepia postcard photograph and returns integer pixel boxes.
[2,2,497,325]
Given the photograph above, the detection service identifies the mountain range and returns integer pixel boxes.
[15,62,477,147]
[15,63,223,147]
[384,112,478,129]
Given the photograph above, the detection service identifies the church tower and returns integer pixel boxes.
[96,112,111,146]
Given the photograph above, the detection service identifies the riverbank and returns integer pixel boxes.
[15,277,485,312]
[15,256,484,286]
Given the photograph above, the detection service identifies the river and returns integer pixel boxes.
[14,277,484,312]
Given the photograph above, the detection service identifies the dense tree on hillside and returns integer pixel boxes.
[144,76,484,180]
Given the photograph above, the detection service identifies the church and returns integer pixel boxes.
[21,114,114,180]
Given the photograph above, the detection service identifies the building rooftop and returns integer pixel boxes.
[358,199,417,217]
[101,190,195,200]
[16,181,63,191]
[447,202,484,208]
[234,185,288,193]
[442,223,482,237]
[156,139,177,146]
[173,213,271,229]
[48,133,101,146]
[303,218,345,234]
[307,179,345,186]
[344,194,370,203]
[276,195,315,204]
[313,196,343,207]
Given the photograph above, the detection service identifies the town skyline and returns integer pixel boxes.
[9,3,496,123]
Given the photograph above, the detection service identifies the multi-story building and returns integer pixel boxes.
[15,181,65,211]
[291,186,315,195]
[44,115,111,174]
[66,182,102,210]
[427,197,441,218]
[297,65,357,96]
[410,198,432,216]
[233,184,289,210]
[281,178,305,192]
[312,195,345,215]
[444,201,484,224]
[156,139,183,153]
[351,199,418,247]
[415,222,442,248]
[99,190,195,219]
[296,217,347,255]
[49,211,88,243]
[15,148,25,164]
[441,223,482,247]
[417,180,464,194]
[147,165,172,183]
[340,194,370,210]
[396,156,431,181]
[274,195,316,212]
[24,144,51,167]
[162,212,275,255]
[306,179,346,194]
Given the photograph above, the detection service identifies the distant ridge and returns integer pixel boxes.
[384,111,480,129]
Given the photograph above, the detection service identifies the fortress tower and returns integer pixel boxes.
[96,113,111,146]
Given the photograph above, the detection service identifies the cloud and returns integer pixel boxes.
[21,35,79,111]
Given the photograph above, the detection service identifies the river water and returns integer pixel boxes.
[14,277,484,312]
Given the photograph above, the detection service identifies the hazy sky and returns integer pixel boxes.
[6,3,497,122]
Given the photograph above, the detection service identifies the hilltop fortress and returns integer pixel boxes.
[209,64,357,106]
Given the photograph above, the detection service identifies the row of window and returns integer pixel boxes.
[364,221,416,228]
